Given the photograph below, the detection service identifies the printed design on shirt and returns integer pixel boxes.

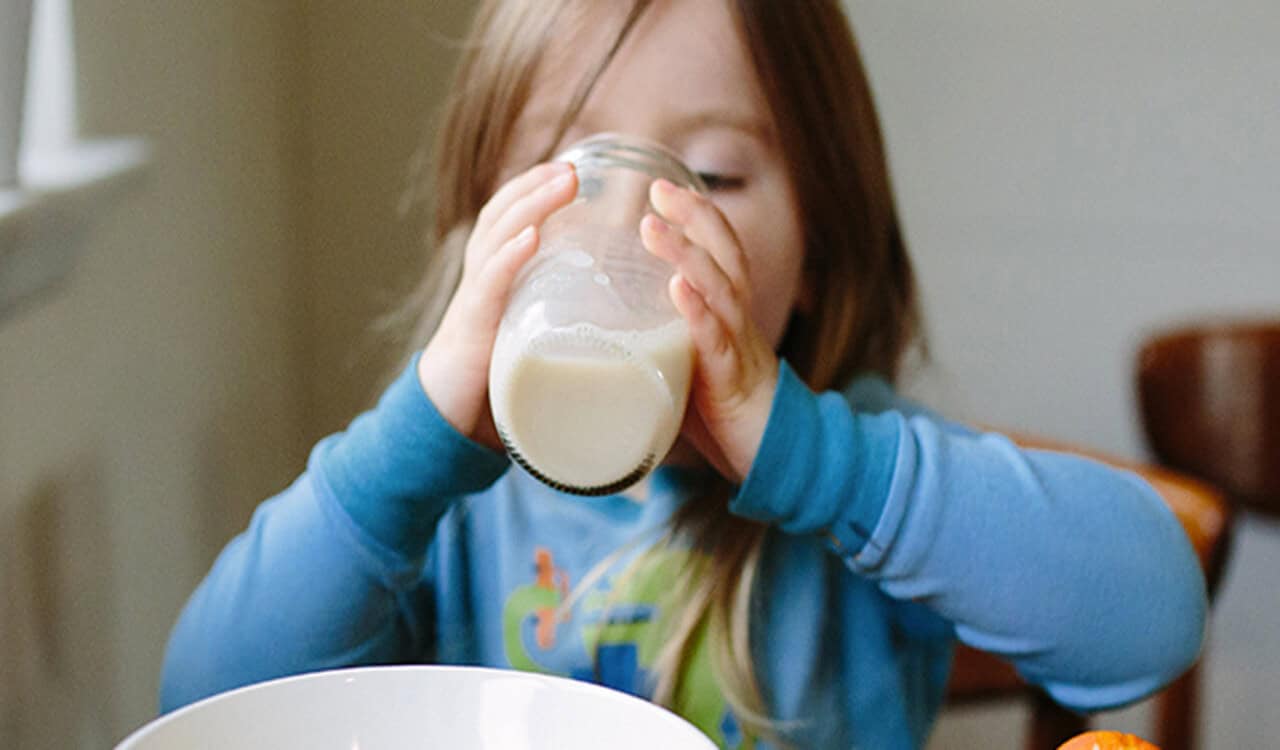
[502,545,754,749]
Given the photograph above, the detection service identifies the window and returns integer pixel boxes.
[0,0,34,186]
[1,0,148,321]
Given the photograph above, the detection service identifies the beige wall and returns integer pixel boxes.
[299,0,473,444]
[1,1,304,745]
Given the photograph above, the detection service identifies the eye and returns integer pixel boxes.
[696,172,746,192]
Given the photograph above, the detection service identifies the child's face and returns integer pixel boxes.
[503,0,807,349]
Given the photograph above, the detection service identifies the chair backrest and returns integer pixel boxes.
[1136,319,1280,518]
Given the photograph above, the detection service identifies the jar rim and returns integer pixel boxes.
[554,132,708,194]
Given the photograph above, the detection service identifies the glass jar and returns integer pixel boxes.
[488,133,706,496]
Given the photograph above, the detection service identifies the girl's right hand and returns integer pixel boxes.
[418,161,578,450]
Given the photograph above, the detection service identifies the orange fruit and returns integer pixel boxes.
[1057,730,1160,750]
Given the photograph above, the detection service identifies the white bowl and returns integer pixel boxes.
[117,665,717,749]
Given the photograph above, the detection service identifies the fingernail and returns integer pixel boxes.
[646,214,669,234]
[654,178,676,195]
[514,225,536,245]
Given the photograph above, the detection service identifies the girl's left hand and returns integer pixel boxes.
[641,178,779,484]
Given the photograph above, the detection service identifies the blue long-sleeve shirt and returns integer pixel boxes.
[160,357,1207,749]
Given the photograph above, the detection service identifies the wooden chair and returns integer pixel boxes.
[1133,319,1280,750]
[944,434,1235,750]
[1137,319,1280,521]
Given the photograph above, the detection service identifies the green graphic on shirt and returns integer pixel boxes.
[501,545,754,749]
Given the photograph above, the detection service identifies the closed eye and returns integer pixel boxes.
[696,173,746,192]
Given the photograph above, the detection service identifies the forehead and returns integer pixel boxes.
[524,0,771,143]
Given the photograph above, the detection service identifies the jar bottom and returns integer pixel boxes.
[500,427,655,497]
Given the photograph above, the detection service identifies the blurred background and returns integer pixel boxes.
[0,1,1275,747]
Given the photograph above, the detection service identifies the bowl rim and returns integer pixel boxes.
[117,664,716,749]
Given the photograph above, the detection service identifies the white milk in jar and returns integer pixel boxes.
[490,320,693,494]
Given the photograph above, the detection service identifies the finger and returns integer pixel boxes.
[649,179,750,292]
[474,161,573,237]
[480,167,578,258]
[670,273,738,389]
[469,225,540,330]
[643,214,748,336]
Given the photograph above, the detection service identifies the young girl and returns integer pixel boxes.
[160,2,1207,747]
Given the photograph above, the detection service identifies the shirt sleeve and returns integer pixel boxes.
[159,355,509,712]
[730,361,1208,711]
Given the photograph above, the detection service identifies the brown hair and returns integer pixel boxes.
[397,0,921,742]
